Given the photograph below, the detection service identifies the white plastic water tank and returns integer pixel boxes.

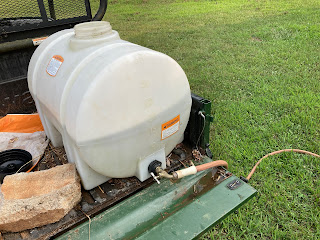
[28,22,192,190]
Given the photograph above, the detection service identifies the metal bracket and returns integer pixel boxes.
[226,179,242,190]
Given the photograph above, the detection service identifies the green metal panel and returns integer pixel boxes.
[57,168,256,240]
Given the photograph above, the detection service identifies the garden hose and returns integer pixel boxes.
[244,149,320,181]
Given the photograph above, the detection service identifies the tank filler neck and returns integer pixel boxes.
[70,21,120,50]
[74,21,113,39]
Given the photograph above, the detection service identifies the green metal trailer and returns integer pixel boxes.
[58,162,256,240]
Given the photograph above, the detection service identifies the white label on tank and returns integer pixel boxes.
[46,55,64,77]
[161,115,180,140]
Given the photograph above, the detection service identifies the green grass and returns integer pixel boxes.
[89,0,320,239]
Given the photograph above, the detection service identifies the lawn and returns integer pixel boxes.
[89,0,320,239]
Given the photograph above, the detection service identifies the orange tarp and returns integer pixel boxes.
[0,114,44,133]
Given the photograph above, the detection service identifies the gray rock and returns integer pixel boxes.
[0,164,81,232]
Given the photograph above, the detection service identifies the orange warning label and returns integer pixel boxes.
[46,55,64,77]
[32,36,48,46]
[161,115,180,140]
